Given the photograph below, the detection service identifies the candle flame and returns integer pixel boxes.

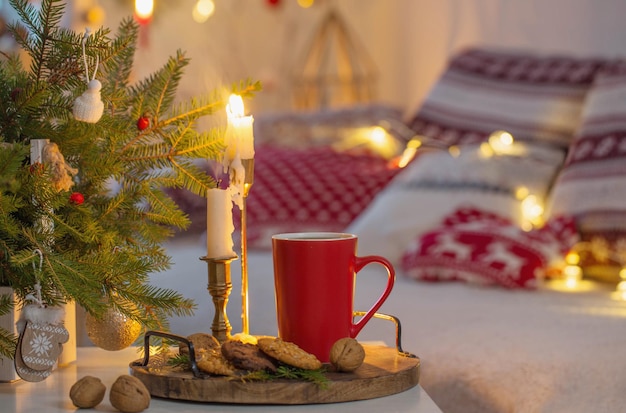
[135,0,154,20]
[227,94,245,118]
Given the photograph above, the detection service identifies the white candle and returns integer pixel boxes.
[224,94,254,161]
[206,188,236,259]
[229,154,245,210]
[30,139,50,165]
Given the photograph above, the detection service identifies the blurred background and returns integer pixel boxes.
[2,0,625,117]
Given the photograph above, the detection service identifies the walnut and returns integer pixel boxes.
[109,374,151,413]
[329,337,365,372]
[69,375,106,408]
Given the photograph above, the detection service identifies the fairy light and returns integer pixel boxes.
[563,264,583,289]
[367,126,399,158]
[612,267,626,301]
[488,130,514,153]
[397,138,422,168]
[192,0,215,23]
[297,0,315,8]
[369,126,387,146]
[448,145,461,158]
[565,251,580,266]
[548,249,586,291]
[479,141,494,158]
[548,250,597,293]
[488,129,528,156]
[86,4,105,25]
[521,194,544,229]
[515,186,530,200]
[332,126,399,159]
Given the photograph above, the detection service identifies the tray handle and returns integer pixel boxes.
[353,311,417,358]
[131,330,204,378]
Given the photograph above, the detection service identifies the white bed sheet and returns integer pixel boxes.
[150,238,626,413]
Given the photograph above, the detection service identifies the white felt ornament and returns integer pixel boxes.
[73,29,103,123]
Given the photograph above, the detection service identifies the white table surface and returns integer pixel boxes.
[0,347,442,413]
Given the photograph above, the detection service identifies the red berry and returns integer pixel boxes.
[69,192,84,205]
[137,116,150,131]
[10,87,22,102]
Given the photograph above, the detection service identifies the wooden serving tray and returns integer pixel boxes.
[129,344,420,405]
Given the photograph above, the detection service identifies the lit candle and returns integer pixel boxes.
[206,187,236,259]
[224,94,254,162]
[135,0,154,23]
[223,94,253,209]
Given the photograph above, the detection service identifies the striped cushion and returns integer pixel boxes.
[407,48,610,149]
[547,62,626,280]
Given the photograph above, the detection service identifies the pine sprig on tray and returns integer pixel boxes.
[239,365,330,388]
[167,353,190,369]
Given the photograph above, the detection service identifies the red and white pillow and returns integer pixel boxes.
[401,208,578,289]
[237,145,401,248]
[407,47,610,149]
[546,63,626,278]
[348,142,565,267]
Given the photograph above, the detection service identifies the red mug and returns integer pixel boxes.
[271,232,395,363]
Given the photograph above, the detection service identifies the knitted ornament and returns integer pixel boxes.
[73,29,103,123]
[73,79,104,123]
[15,304,69,382]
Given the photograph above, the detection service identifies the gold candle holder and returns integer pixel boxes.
[200,255,237,343]
[241,158,254,335]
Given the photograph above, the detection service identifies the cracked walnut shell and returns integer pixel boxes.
[330,337,365,372]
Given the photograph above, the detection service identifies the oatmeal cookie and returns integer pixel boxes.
[179,332,220,359]
[221,340,277,372]
[257,337,322,370]
[196,349,236,376]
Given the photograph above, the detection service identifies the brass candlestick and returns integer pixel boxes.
[241,158,254,335]
[200,255,237,343]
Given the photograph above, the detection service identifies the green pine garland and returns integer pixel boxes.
[0,0,261,358]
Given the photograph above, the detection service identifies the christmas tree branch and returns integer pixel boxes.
[10,0,64,87]
[0,0,262,357]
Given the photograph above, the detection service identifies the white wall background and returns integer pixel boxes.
[60,0,626,118]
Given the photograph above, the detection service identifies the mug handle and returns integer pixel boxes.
[350,255,395,338]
